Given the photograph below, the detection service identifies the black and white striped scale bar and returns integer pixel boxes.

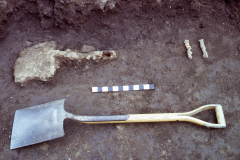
[92,84,154,92]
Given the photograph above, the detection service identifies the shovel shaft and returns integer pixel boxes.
[66,104,226,128]
[66,113,129,122]
[81,114,226,128]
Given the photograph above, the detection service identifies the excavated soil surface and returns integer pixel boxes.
[1,0,240,159]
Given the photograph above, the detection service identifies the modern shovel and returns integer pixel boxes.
[10,99,226,149]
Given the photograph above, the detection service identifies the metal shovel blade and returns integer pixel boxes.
[10,99,66,149]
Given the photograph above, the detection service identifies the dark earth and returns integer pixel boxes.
[1,0,240,159]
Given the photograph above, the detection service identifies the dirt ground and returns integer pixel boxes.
[1,0,240,159]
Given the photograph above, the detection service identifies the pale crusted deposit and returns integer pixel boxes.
[14,41,117,83]
[184,40,192,59]
[199,39,208,58]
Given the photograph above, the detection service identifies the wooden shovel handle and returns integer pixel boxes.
[67,104,226,128]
